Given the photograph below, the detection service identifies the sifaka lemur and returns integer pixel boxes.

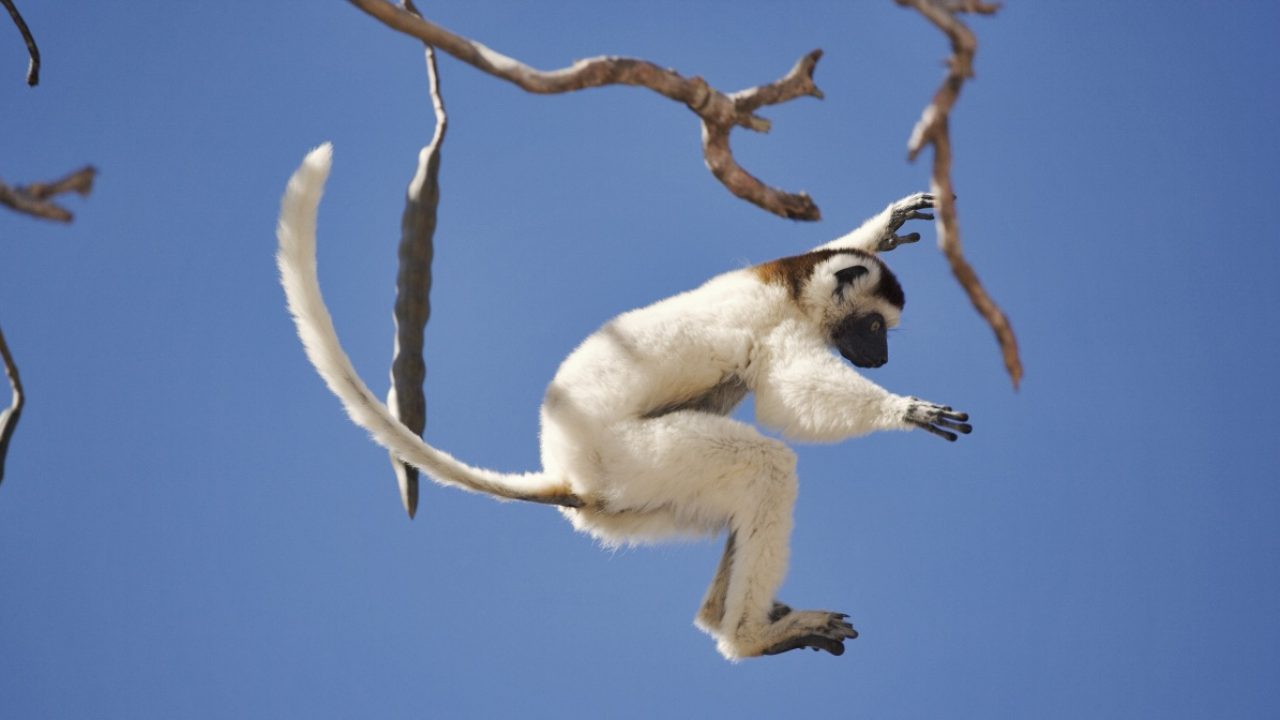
[277,144,971,660]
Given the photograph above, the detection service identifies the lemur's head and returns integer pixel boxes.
[755,249,905,368]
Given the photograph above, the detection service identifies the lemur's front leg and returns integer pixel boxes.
[816,192,937,254]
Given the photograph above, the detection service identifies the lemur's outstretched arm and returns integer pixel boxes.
[753,324,970,443]
[817,192,937,254]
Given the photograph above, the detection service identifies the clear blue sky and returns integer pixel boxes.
[3,2,1278,718]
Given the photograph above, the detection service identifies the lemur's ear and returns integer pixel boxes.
[834,265,869,288]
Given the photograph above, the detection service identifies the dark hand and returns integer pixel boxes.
[904,398,972,442]
[877,192,936,252]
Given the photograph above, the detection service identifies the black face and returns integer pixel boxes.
[832,312,888,368]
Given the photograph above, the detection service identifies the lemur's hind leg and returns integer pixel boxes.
[605,412,857,659]
[695,531,735,635]
[696,533,808,630]
[711,457,857,659]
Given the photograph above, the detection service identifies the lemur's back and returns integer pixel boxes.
[544,270,784,423]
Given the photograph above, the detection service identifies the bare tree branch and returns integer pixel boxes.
[346,0,824,220]
[897,0,1022,389]
[386,33,446,520]
[1,167,95,487]
[0,323,24,487]
[1,0,39,86]
[0,165,96,222]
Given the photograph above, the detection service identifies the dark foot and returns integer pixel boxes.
[760,612,858,656]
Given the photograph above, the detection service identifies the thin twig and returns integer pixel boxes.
[346,0,825,220]
[1,0,39,86]
[896,0,1022,389]
[0,323,24,487]
[0,165,96,222]
[386,0,446,519]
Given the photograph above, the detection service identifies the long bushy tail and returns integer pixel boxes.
[276,144,581,508]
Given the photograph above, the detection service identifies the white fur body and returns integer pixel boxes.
[544,268,911,543]
[277,144,961,660]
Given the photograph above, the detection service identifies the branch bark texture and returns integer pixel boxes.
[1,0,39,86]
[347,0,825,221]
[0,165,96,222]
[0,323,23,486]
[897,0,1023,389]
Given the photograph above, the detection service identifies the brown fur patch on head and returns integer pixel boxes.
[754,249,854,300]
[753,248,882,302]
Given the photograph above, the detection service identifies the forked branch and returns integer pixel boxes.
[346,0,825,220]
[896,0,1022,389]
[0,165,96,222]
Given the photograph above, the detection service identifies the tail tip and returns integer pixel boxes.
[305,142,333,171]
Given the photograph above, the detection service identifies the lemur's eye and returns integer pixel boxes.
[870,320,882,332]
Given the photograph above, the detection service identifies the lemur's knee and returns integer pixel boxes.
[750,440,798,500]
